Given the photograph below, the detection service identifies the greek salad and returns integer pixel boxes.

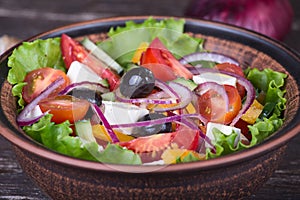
[7,18,287,165]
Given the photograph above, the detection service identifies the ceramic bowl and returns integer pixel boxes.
[0,16,299,200]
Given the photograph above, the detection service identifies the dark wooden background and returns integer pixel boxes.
[0,0,299,199]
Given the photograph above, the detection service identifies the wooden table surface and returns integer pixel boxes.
[0,0,299,199]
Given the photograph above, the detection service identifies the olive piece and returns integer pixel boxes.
[119,67,155,98]
[131,113,172,137]
[67,88,102,106]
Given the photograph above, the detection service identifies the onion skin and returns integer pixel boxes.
[59,81,109,95]
[91,103,119,143]
[179,52,239,66]
[185,0,294,40]
[194,81,230,117]
[218,70,256,126]
[153,81,193,112]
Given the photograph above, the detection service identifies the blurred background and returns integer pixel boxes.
[0,0,299,199]
[0,0,299,52]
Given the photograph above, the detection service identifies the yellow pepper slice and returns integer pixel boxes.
[241,99,264,124]
[185,102,196,114]
[131,42,149,64]
[161,148,205,164]
[92,124,134,142]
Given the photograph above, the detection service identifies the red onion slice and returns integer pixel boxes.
[146,90,170,99]
[111,113,198,129]
[188,66,220,75]
[153,81,193,112]
[195,81,230,114]
[59,81,109,95]
[155,79,180,99]
[115,88,177,104]
[17,77,65,126]
[194,68,256,125]
[218,70,256,126]
[17,111,48,127]
[91,103,119,143]
[179,52,239,66]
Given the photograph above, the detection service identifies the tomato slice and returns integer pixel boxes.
[120,132,176,154]
[171,126,200,150]
[60,34,120,91]
[119,126,199,162]
[198,85,242,124]
[39,95,90,124]
[22,67,70,104]
[140,37,193,81]
[215,63,246,97]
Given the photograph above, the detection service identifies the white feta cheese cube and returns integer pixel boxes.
[102,101,149,135]
[205,122,241,148]
[193,72,237,87]
[67,61,102,84]
[26,105,43,118]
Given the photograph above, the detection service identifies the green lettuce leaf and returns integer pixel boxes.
[96,143,142,165]
[246,68,286,93]
[247,68,287,119]
[23,114,98,161]
[23,114,141,164]
[246,68,287,143]
[11,82,27,110]
[207,68,287,159]
[7,37,65,84]
[7,37,66,108]
[98,17,204,66]
[206,128,245,159]
[175,151,202,163]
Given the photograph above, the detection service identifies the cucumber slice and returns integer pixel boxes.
[101,92,116,102]
[75,120,96,143]
[81,38,123,74]
[172,77,197,91]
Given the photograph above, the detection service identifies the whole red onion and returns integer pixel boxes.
[185,0,294,40]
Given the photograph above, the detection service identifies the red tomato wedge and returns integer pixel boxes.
[39,95,90,124]
[60,34,120,91]
[120,132,177,154]
[214,63,246,98]
[22,67,70,104]
[171,126,200,150]
[198,85,242,124]
[119,126,199,157]
[140,37,193,81]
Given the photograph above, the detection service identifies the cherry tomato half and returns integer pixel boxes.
[39,95,90,124]
[214,63,246,98]
[198,85,242,124]
[22,67,70,104]
[140,37,193,82]
[60,34,120,91]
